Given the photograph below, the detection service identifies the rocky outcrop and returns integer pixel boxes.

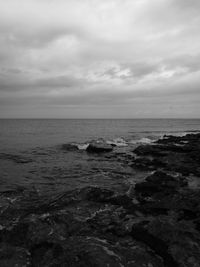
[134,171,187,197]
[132,133,200,176]
[1,133,200,266]
[86,142,113,153]
[0,187,164,267]
[61,143,79,151]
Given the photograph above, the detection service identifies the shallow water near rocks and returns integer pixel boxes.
[1,119,200,266]
[1,119,200,195]
[0,119,200,212]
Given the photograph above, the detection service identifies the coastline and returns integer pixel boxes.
[0,133,200,266]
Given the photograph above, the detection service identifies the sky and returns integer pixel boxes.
[0,0,200,118]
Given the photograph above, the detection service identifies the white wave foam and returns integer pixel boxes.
[74,136,157,151]
[161,131,200,138]
[106,137,128,147]
[130,137,153,145]
[76,143,89,150]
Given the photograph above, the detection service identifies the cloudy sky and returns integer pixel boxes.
[0,0,200,118]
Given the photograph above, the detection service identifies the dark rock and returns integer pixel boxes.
[79,186,115,202]
[30,241,64,267]
[146,217,200,267]
[130,214,200,267]
[0,222,29,246]
[134,145,167,156]
[131,225,179,267]
[1,133,200,266]
[86,142,113,153]
[131,157,166,170]
[0,243,31,267]
[135,171,187,197]
[132,133,200,176]
[61,143,79,151]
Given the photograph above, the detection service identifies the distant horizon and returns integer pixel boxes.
[0,117,200,120]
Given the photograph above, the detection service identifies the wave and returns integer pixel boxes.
[62,137,156,152]
[106,137,128,147]
[76,143,89,150]
[129,137,154,145]
[130,129,200,133]
[61,131,200,152]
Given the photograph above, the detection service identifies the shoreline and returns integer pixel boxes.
[0,133,200,266]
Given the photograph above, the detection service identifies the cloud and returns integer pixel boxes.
[0,0,200,118]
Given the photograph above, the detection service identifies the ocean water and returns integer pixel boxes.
[0,119,200,196]
[1,119,200,151]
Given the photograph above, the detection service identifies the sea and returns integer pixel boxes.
[0,119,200,197]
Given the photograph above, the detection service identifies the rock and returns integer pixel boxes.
[131,157,165,170]
[132,133,200,176]
[134,145,167,157]
[78,186,115,203]
[1,133,200,266]
[146,217,200,267]
[131,224,179,267]
[131,215,200,267]
[61,143,79,151]
[0,243,31,267]
[43,236,164,267]
[30,241,65,267]
[135,171,186,197]
[86,142,113,153]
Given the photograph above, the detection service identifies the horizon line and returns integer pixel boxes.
[0,118,200,120]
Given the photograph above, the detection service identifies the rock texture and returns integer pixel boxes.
[86,142,113,153]
[1,133,200,266]
[132,133,200,176]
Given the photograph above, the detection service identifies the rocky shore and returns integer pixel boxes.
[1,133,200,266]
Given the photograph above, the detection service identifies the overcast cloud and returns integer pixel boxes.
[0,0,200,118]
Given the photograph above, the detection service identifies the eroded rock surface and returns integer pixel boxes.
[132,133,200,176]
[86,142,113,153]
[1,133,200,266]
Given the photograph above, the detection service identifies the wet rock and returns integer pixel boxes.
[31,241,64,267]
[146,217,200,267]
[54,236,164,267]
[131,157,164,170]
[61,143,79,151]
[0,243,31,266]
[131,224,179,267]
[1,133,200,266]
[86,142,113,153]
[78,186,115,203]
[135,188,200,219]
[0,222,29,247]
[157,133,200,145]
[132,133,200,176]
[134,145,167,157]
[135,171,187,197]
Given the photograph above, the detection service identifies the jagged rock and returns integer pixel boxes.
[135,171,187,197]
[134,145,167,156]
[61,143,79,151]
[35,236,164,267]
[1,133,200,266]
[86,142,113,153]
[78,186,115,202]
[0,243,31,267]
[137,216,200,267]
[132,133,200,176]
